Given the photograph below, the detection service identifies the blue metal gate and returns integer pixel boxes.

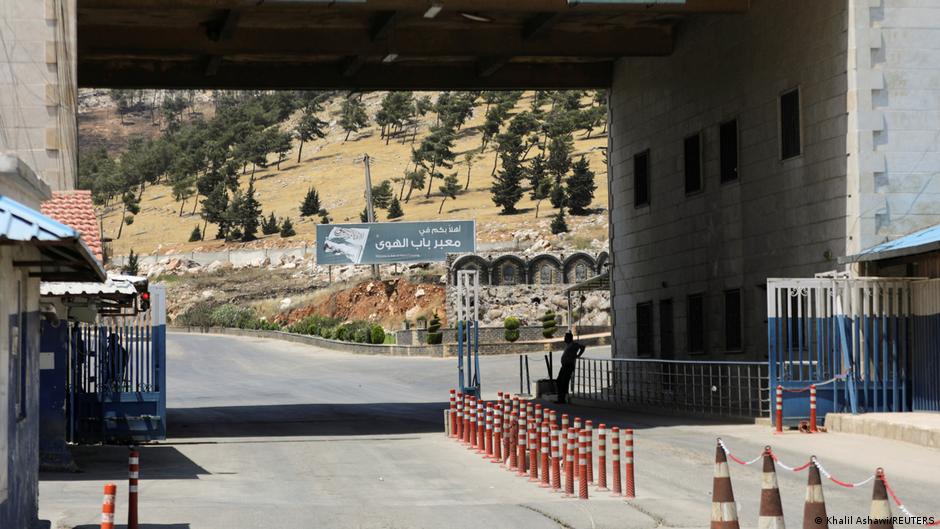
[69,284,166,443]
[912,279,940,411]
[767,278,914,425]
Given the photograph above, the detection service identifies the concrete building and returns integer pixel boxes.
[1,0,80,526]
[608,0,940,360]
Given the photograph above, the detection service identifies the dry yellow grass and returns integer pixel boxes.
[95,92,609,256]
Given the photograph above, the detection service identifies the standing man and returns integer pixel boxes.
[555,331,585,404]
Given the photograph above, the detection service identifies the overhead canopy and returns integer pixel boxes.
[565,271,610,293]
[841,222,940,264]
[77,0,749,89]
[0,195,106,282]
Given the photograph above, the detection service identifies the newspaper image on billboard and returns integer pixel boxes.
[316,220,476,265]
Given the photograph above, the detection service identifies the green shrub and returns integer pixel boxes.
[369,324,386,345]
[426,313,443,345]
[209,304,258,329]
[504,316,521,342]
[541,311,558,339]
[175,300,218,327]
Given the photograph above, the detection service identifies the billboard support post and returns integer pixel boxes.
[362,153,380,280]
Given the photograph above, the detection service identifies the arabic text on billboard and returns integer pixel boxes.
[316,220,475,265]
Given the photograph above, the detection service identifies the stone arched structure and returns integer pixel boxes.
[563,252,596,284]
[527,254,563,285]
[490,255,526,286]
[596,251,609,274]
[451,254,491,285]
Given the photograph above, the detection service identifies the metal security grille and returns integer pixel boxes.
[569,357,769,417]
[767,278,915,422]
[912,279,940,411]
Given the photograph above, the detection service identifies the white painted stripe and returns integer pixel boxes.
[129,457,139,464]
[103,495,115,504]
[129,485,139,493]
[761,472,778,489]
[805,485,824,502]
[102,514,115,523]
[129,471,139,479]
[758,516,785,529]
[714,462,730,478]
[711,502,738,521]
[625,457,633,463]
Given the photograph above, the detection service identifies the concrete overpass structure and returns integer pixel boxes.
[5,0,940,526]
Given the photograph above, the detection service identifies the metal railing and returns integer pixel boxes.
[570,357,770,418]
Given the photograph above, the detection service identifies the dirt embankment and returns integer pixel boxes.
[278,278,445,328]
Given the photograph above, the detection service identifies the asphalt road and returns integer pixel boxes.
[39,333,940,529]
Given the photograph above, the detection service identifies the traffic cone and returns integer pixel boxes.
[711,440,739,529]
[870,469,892,528]
[100,483,117,529]
[803,458,827,529]
[759,447,785,529]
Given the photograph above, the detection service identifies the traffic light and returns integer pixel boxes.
[139,291,151,312]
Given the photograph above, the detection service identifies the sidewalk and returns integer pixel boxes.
[826,412,940,449]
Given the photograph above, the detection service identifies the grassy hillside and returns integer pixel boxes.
[80,91,609,257]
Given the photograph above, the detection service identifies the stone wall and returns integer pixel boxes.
[395,325,611,346]
[444,283,611,329]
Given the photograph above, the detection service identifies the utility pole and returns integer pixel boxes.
[363,153,380,280]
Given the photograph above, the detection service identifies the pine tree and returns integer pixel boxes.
[339,95,369,141]
[550,209,569,234]
[261,212,279,235]
[241,179,262,241]
[224,189,246,242]
[122,249,140,275]
[438,172,461,214]
[300,188,321,217]
[387,196,404,219]
[371,180,393,210]
[490,126,525,214]
[280,217,296,237]
[295,104,327,162]
[528,155,552,218]
[201,182,229,240]
[188,224,202,242]
[565,156,597,215]
[360,207,370,223]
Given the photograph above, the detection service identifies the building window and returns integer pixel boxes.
[724,289,742,351]
[780,88,801,159]
[684,133,702,194]
[634,150,650,207]
[636,302,654,356]
[575,263,588,282]
[502,265,516,285]
[659,299,674,359]
[719,119,738,182]
[687,293,705,354]
[540,265,553,284]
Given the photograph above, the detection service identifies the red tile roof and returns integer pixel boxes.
[41,190,104,263]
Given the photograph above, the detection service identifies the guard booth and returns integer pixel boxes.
[40,277,166,464]
[767,275,920,426]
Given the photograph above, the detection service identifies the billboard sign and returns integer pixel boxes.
[316,220,476,265]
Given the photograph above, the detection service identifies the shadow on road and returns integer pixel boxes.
[72,523,190,529]
[39,445,209,481]
[167,401,447,438]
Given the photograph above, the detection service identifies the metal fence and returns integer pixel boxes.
[569,357,770,418]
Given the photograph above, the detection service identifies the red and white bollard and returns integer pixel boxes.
[449,390,457,438]
[477,400,486,453]
[484,402,494,458]
[517,415,527,476]
[128,448,139,529]
[508,411,519,471]
[596,424,608,491]
[624,428,635,499]
[468,397,477,448]
[565,428,575,497]
[610,427,622,496]
[100,483,117,529]
[455,392,463,440]
[534,403,543,427]
[775,385,784,433]
[540,421,550,487]
[492,405,503,463]
[571,418,581,480]
[578,429,589,500]
[549,409,558,430]
[560,414,570,473]
[809,384,818,433]
[585,420,594,484]
[550,428,561,492]
[528,419,539,482]
[463,395,471,444]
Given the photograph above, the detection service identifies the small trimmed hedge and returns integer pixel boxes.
[504,316,521,343]
[287,315,386,345]
[176,302,281,331]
